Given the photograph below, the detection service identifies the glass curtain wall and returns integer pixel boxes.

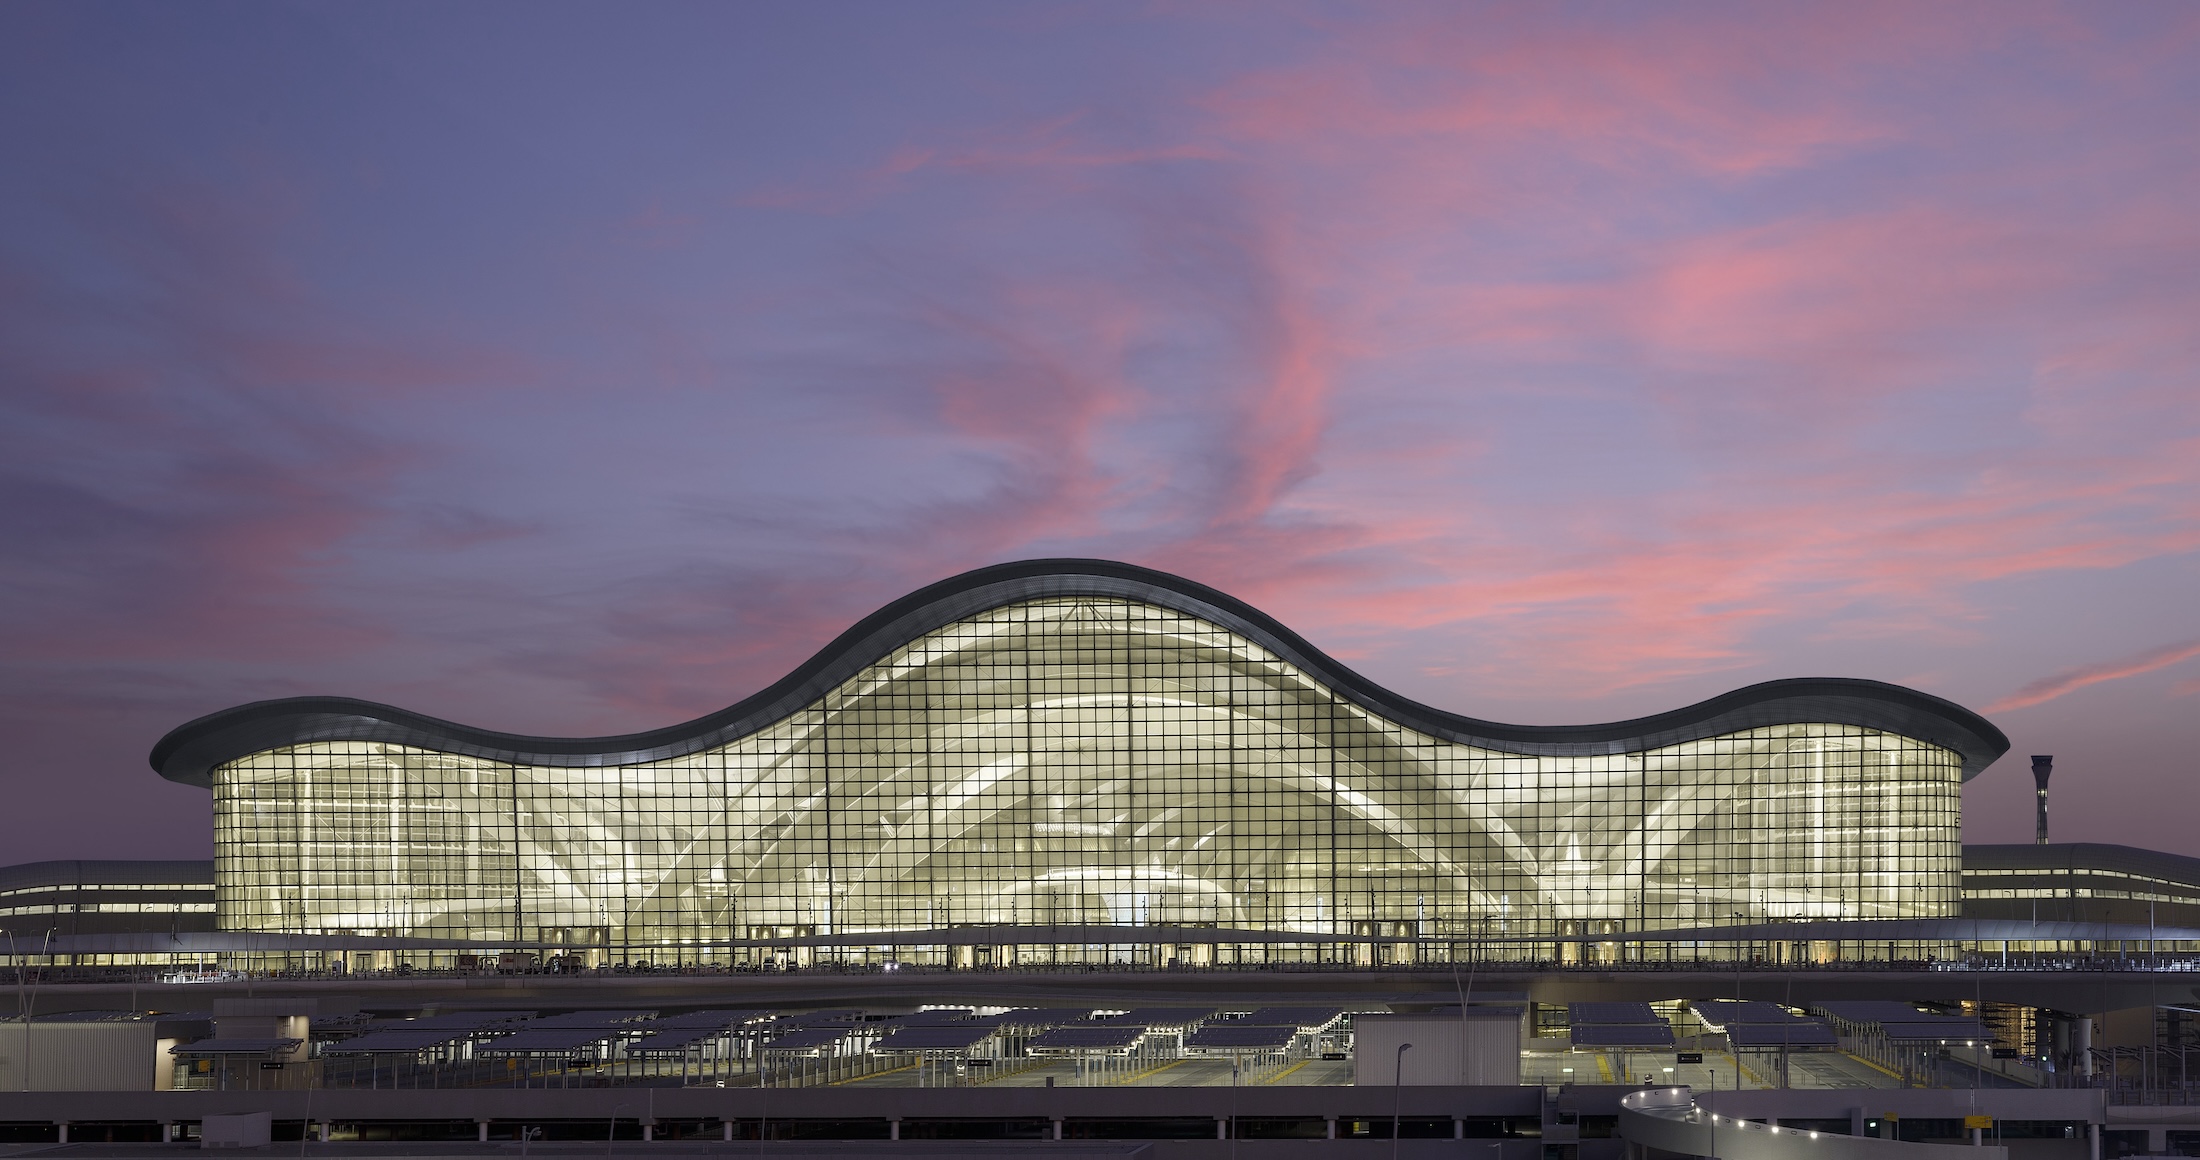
[211,598,1962,961]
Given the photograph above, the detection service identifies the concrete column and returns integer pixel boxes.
[642,1124,653,1142]
[55,1124,66,1145]
[2149,1130,2168,1154]
[889,1119,900,1141]
[1326,1117,1338,1139]
[1851,1108,1866,1137]
[722,1121,733,1142]
[317,1122,329,1143]
[2077,1018,2094,1078]
[478,1122,489,1142]
[1454,1118,1464,1140]
[2087,1122,2099,1160]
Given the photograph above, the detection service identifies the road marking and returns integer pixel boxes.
[829,1061,918,1086]
[1113,1058,1186,1085]
[1262,1059,1313,1085]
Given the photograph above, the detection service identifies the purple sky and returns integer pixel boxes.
[3,3,2197,864]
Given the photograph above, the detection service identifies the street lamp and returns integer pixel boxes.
[606,1101,633,1160]
[1393,1042,1414,1160]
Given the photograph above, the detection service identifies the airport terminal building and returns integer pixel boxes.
[139,560,2014,968]
[13,560,2200,1150]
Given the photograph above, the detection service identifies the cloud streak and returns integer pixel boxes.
[2,3,2199,858]
[1988,640,2200,714]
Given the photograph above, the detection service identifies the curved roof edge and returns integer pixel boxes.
[1964,842,2200,888]
[149,558,2009,787]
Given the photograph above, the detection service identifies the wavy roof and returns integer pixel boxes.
[150,558,2008,787]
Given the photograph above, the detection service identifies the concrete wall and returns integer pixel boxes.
[0,1022,158,1090]
[1354,1013,1521,1085]
[1625,1088,2011,1160]
[0,1084,1546,1124]
[1697,1088,2104,1124]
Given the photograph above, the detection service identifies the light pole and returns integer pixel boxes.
[1229,1059,1240,1160]
[606,1101,632,1160]
[1393,1042,1414,1160]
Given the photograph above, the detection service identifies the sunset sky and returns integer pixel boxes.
[3,2,2196,862]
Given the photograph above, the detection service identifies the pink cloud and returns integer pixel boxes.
[1988,640,2200,713]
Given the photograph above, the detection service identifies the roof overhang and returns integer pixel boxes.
[150,559,2010,787]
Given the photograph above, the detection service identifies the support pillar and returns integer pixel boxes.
[1216,1117,1227,1140]
[478,1121,489,1142]
[722,1121,733,1142]
[1326,1117,1338,1139]
[889,1119,901,1141]
[55,1125,67,1145]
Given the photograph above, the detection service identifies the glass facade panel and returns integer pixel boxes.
[210,598,1963,958]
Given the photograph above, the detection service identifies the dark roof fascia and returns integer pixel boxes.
[1619,917,2200,944]
[150,558,2009,787]
[1963,843,2200,889]
[0,859,217,892]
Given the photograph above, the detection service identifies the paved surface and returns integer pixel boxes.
[1522,1045,1902,1091]
[10,967,2188,1023]
[834,1056,1359,1089]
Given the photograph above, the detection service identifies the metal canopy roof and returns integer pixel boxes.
[526,1010,656,1029]
[627,1025,733,1055]
[994,1008,1096,1029]
[872,1024,998,1052]
[1814,1001,1945,1024]
[1237,1006,1343,1029]
[1186,1024,1299,1051]
[325,1014,527,1053]
[475,1026,633,1055]
[1570,1002,1662,1025]
[652,1009,763,1030]
[150,559,2010,786]
[1102,1008,1216,1028]
[354,1011,531,1032]
[1029,1025,1146,1053]
[1571,1024,1677,1048]
[1728,1023,1839,1049]
[1691,1001,1799,1026]
[759,1026,854,1052]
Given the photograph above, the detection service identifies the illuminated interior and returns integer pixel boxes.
[209,596,1964,963]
